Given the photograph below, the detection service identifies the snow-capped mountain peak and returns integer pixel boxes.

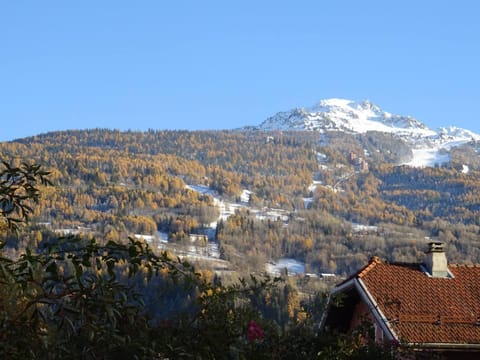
[258,98,434,136]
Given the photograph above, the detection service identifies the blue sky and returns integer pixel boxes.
[1,1,480,141]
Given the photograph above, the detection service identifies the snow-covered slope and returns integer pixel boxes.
[256,98,480,168]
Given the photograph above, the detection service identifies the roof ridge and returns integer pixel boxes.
[358,256,381,278]
[449,263,480,268]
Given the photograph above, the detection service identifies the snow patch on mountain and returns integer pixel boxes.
[266,258,305,276]
[404,127,480,167]
[404,148,450,168]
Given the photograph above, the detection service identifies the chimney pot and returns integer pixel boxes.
[425,242,449,278]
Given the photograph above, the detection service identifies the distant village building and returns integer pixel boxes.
[189,234,208,244]
[348,151,369,172]
[321,242,480,359]
[54,226,91,236]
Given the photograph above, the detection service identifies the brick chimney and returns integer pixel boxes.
[424,242,449,278]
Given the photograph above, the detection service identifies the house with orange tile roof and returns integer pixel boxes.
[320,242,480,359]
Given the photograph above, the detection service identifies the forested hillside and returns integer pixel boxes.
[2,129,480,277]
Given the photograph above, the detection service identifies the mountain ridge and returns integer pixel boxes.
[255,98,480,167]
[257,98,477,136]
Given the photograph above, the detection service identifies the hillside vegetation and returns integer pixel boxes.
[2,129,480,276]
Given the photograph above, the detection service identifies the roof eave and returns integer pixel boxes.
[356,278,399,342]
[405,342,480,351]
[320,277,399,342]
[319,278,357,330]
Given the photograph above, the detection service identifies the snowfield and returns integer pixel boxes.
[403,148,450,168]
[265,258,305,276]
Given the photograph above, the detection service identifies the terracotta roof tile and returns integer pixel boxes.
[359,261,480,344]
